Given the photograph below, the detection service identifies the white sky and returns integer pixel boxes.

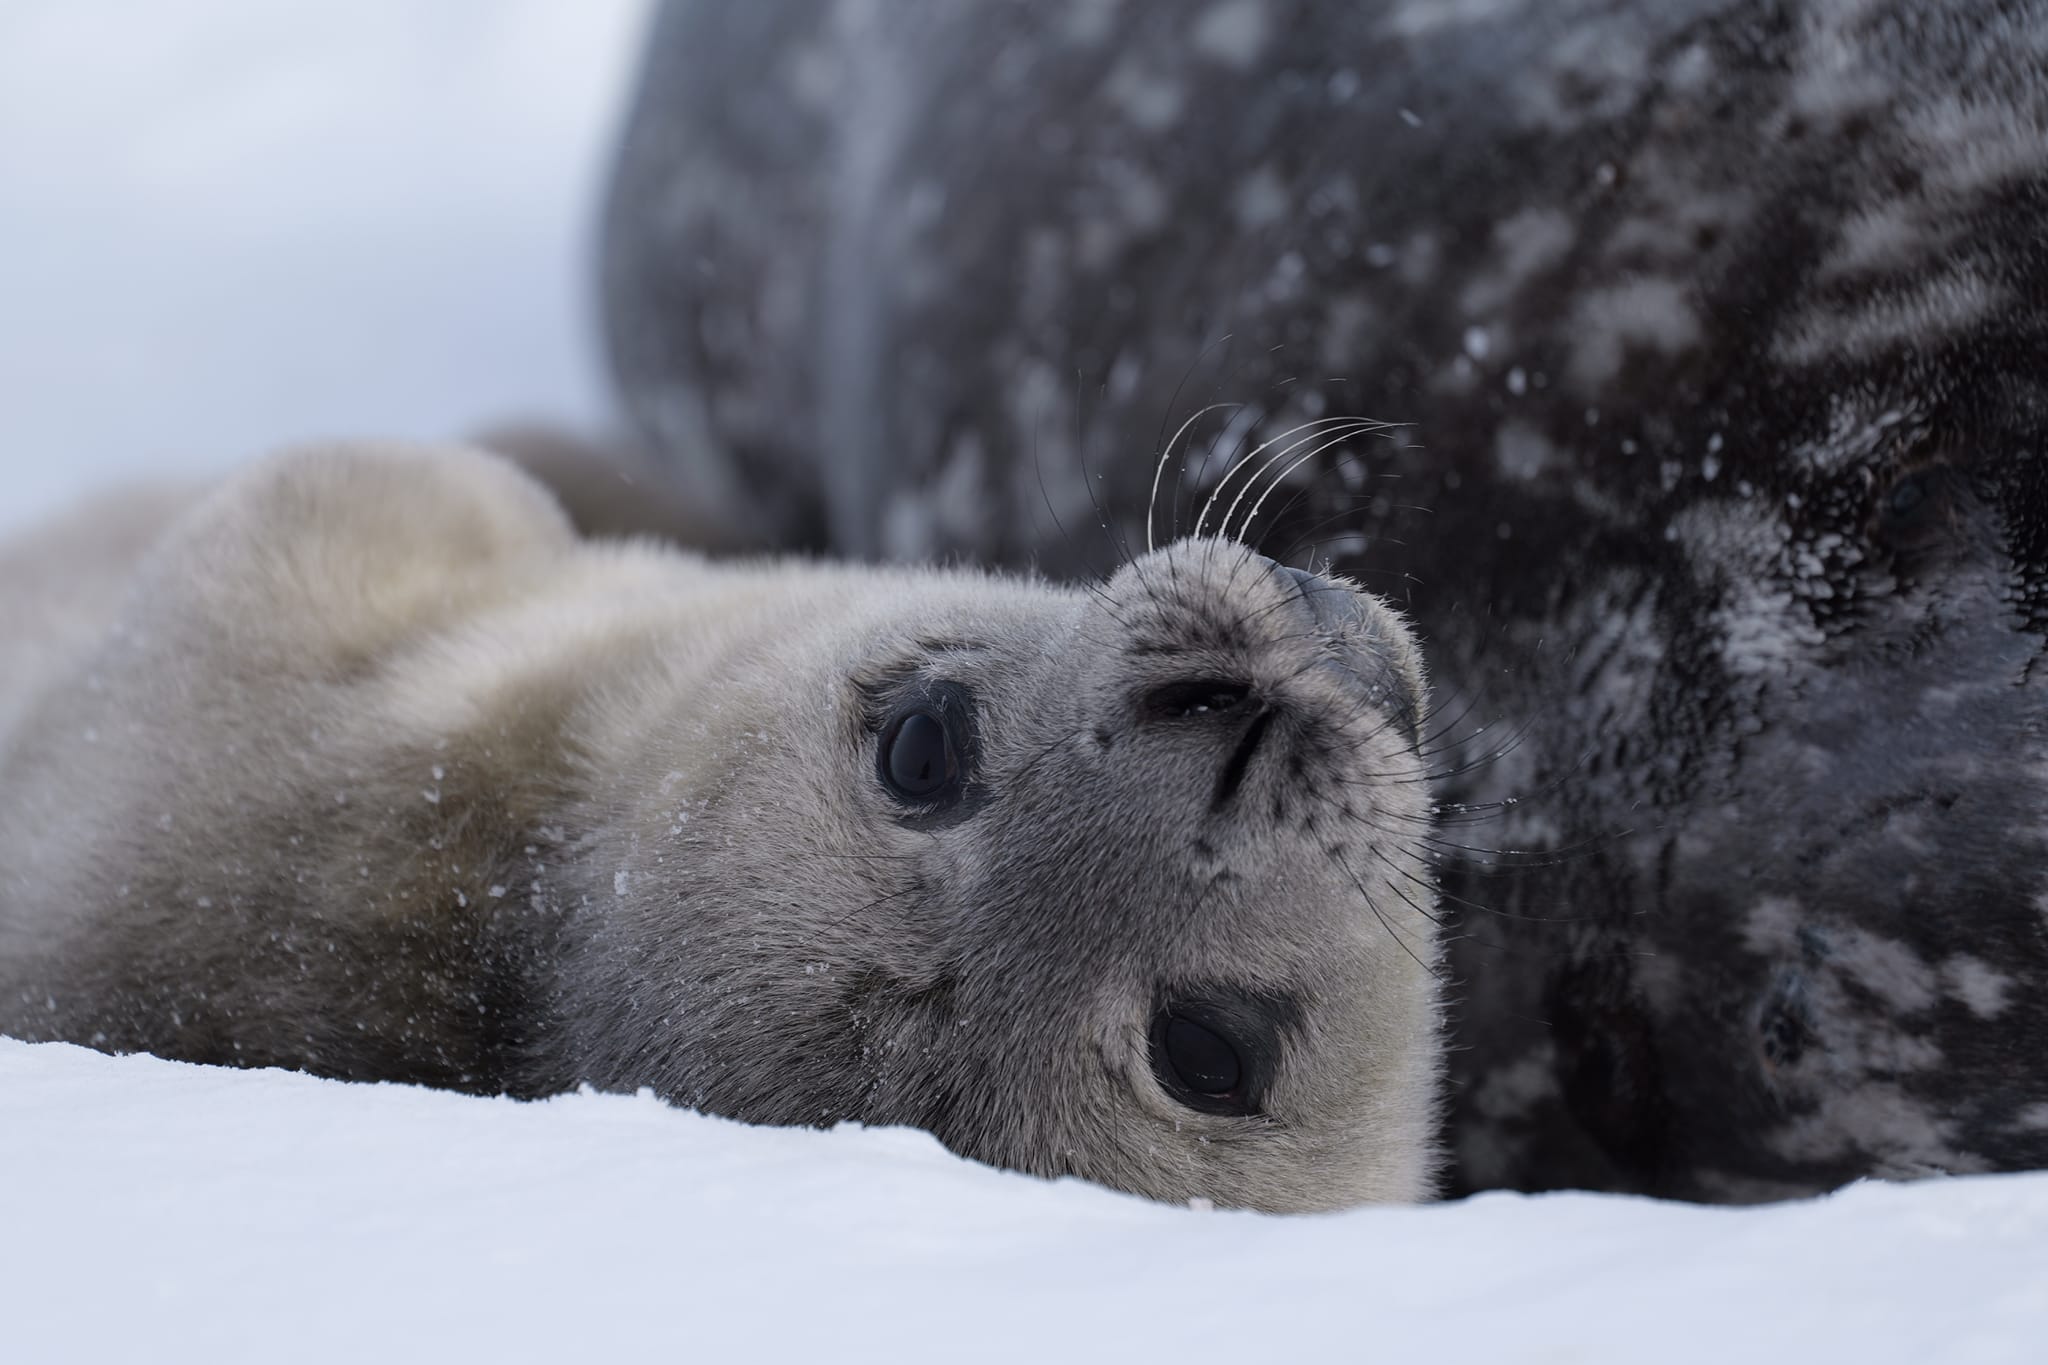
[0,1,649,529]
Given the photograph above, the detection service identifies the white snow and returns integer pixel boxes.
[2,1041,2045,1364]
[4,7,2048,1362]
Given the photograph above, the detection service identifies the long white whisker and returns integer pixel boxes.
[1233,424,1393,545]
[1194,416,1376,540]
[1205,418,1384,543]
[1149,403,1239,554]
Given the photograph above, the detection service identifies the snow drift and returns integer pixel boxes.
[3,1039,2042,1364]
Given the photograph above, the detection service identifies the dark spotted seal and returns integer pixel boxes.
[601,0,2048,1199]
[0,442,1442,1211]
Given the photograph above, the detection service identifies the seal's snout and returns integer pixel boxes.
[1273,561,1373,637]
[1262,558,1427,751]
[1097,540,1428,756]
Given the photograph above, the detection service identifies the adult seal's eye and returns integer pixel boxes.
[883,710,955,798]
[1874,464,1958,558]
[1886,471,1932,519]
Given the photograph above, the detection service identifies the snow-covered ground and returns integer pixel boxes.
[4,1039,2045,1364]
[4,7,2048,1361]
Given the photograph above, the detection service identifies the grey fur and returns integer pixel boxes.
[0,443,1441,1211]
[601,0,2048,1197]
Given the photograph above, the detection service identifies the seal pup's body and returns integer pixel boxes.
[603,0,2048,1198]
[0,443,1441,1211]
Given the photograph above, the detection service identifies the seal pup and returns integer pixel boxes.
[601,0,2048,1198]
[0,442,1442,1211]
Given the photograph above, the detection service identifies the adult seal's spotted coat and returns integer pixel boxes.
[0,443,1443,1212]
[602,0,2048,1198]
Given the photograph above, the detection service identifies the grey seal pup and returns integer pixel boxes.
[0,442,1442,1211]
[601,0,2048,1198]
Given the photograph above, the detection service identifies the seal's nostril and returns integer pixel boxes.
[1143,679,1251,720]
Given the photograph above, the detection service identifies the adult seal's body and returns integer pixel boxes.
[0,443,1442,1212]
[602,0,2048,1198]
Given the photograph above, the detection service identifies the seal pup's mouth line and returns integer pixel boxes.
[1210,708,1275,812]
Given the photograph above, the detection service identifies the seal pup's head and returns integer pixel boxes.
[553,537,1440,1210]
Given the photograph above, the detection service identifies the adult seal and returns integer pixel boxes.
[0,442,1443,1212]
[601,0,2048,1199]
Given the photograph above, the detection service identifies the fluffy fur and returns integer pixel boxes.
[0,443,1441,1212]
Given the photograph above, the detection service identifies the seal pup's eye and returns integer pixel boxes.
[1163,1014,1242,1095]
[875,680,977,811]
[1148,997,1283,1118]
[883,711,955,798]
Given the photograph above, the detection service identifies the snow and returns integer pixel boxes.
[2,1040,2045,1363]
[5,7,2048,1361]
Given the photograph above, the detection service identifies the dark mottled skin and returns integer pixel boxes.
[601,0,2048,1199]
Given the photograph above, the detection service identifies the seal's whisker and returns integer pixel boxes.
[1072,364,1132,570]
[1334,852,1442,980]
[1194,417,1379,541]
[1266,494,1387,565]
[1327,705,1534,769]
[1327,794,1597,871]
[1220,413,1400,540]
[1342,797,1510,831]
[1367,844,1599,925]
[1376,864,1452,931]
[1158,332,1244,546]
[824,878,924,934]
[1074,569,1136,631]
[1185,404,1258,541]
[1345,843,1600,960]
[1274,491,1410,566]
[1418,828,1623,867]
[1231,423,1399,548]
[1029,400,1083,571]
[1211,425,1382,612]
[1410,686,1492,755]
[1149,403,1240,554]
[1003,721,1093,790]
[1227,593,1341,642]
[1323,717,1517,771]
[1212,418,1387,552]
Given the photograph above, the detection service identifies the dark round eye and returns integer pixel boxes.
[1886,470,1933,520]
[871,681,979,818]
[1164,1015,1241,1094]
[882,710,955,799]
[1149,1003,1265,1116]
[1874,464,1960,560]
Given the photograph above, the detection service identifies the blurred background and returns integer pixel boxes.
[0,1,649,531]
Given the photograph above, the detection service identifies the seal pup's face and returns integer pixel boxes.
[559,537,1440,1211]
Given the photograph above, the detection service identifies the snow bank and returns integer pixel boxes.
[3,1039,2042,1364]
